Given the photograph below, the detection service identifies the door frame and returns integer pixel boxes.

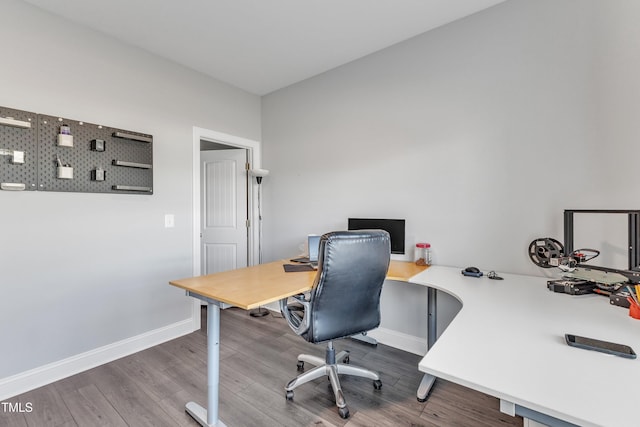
[192,127,262,279]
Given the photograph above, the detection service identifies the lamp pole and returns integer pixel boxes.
[249,169,270,317]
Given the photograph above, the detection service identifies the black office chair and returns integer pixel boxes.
[279,230,391,419]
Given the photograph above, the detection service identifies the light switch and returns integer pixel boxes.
[164,214,175,228]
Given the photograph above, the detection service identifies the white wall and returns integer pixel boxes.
[0,0,260,389]
[591,0,640,200]
[262,0,639,348]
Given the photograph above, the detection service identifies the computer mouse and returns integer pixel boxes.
[464,266,480,274]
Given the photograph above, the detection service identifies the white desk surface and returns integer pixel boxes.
[411,266,640,427]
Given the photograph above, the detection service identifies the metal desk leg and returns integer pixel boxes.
[185,301,227,427]
[417,287,437,402]
[417,373,437,402]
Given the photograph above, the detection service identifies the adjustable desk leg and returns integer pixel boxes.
[417,373,437,402]
[417,287,437,402]
[185,300,227,427]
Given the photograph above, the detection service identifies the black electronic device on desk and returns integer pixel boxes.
[528,210,640,310]
[547,279,596,295]
[348,218,405,255]
[461,266,483,277]
[610,288,632,308]
[529,210,640,284]
[565,334,636,359]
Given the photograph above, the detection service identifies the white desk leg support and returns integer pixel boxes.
[417,287,437,402]
[186,295,227,427]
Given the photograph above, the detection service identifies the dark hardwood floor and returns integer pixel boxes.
[1,307,522,426]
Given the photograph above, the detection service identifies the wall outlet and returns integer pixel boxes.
[164,214,175,228]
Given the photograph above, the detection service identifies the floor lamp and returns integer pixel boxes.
[249,168,270,317]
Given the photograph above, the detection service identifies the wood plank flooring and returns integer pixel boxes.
[1,307,522,426]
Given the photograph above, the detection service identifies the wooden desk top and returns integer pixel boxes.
[169,259,427,310]
[386,260,429,282]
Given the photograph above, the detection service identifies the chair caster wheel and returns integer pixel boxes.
[286,390,294,401]
[373,379,382,390]
[338,406,350,419]
[296,361,304,371]
[417,397,427,403]
[344,355,350,364]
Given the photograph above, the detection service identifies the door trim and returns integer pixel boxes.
[193,127,262,279]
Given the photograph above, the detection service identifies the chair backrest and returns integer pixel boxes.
[306,230,391,343]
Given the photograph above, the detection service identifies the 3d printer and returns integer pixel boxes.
[529,209,640,307]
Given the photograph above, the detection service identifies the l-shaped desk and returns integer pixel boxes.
[170,261,640,427]
[413,266,640,427]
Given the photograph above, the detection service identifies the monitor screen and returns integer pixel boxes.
[348,218,405,254]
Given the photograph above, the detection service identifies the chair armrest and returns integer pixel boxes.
[279,293,311,336]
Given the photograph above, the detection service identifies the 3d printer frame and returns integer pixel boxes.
[564,209,640,282]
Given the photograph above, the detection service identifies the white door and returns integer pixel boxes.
[201,149,248,274]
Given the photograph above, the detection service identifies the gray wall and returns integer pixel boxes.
[3,0,639,384]
[0,0,260,379]
[262,0,639,340]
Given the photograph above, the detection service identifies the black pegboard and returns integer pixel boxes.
[36,115,153,194]
[0,106,38,191]
[1,106,153,195]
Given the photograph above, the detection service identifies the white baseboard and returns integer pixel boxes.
[366,327,427,356]
[0,317,198,401]
[262,303,427,357]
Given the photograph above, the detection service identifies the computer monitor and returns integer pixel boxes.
[348,218,405,254]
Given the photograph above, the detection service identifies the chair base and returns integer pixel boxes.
[284,342,381,419]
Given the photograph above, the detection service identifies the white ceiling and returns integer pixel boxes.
[21,0,507,95]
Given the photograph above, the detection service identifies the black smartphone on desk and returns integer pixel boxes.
[565,334,636,359]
